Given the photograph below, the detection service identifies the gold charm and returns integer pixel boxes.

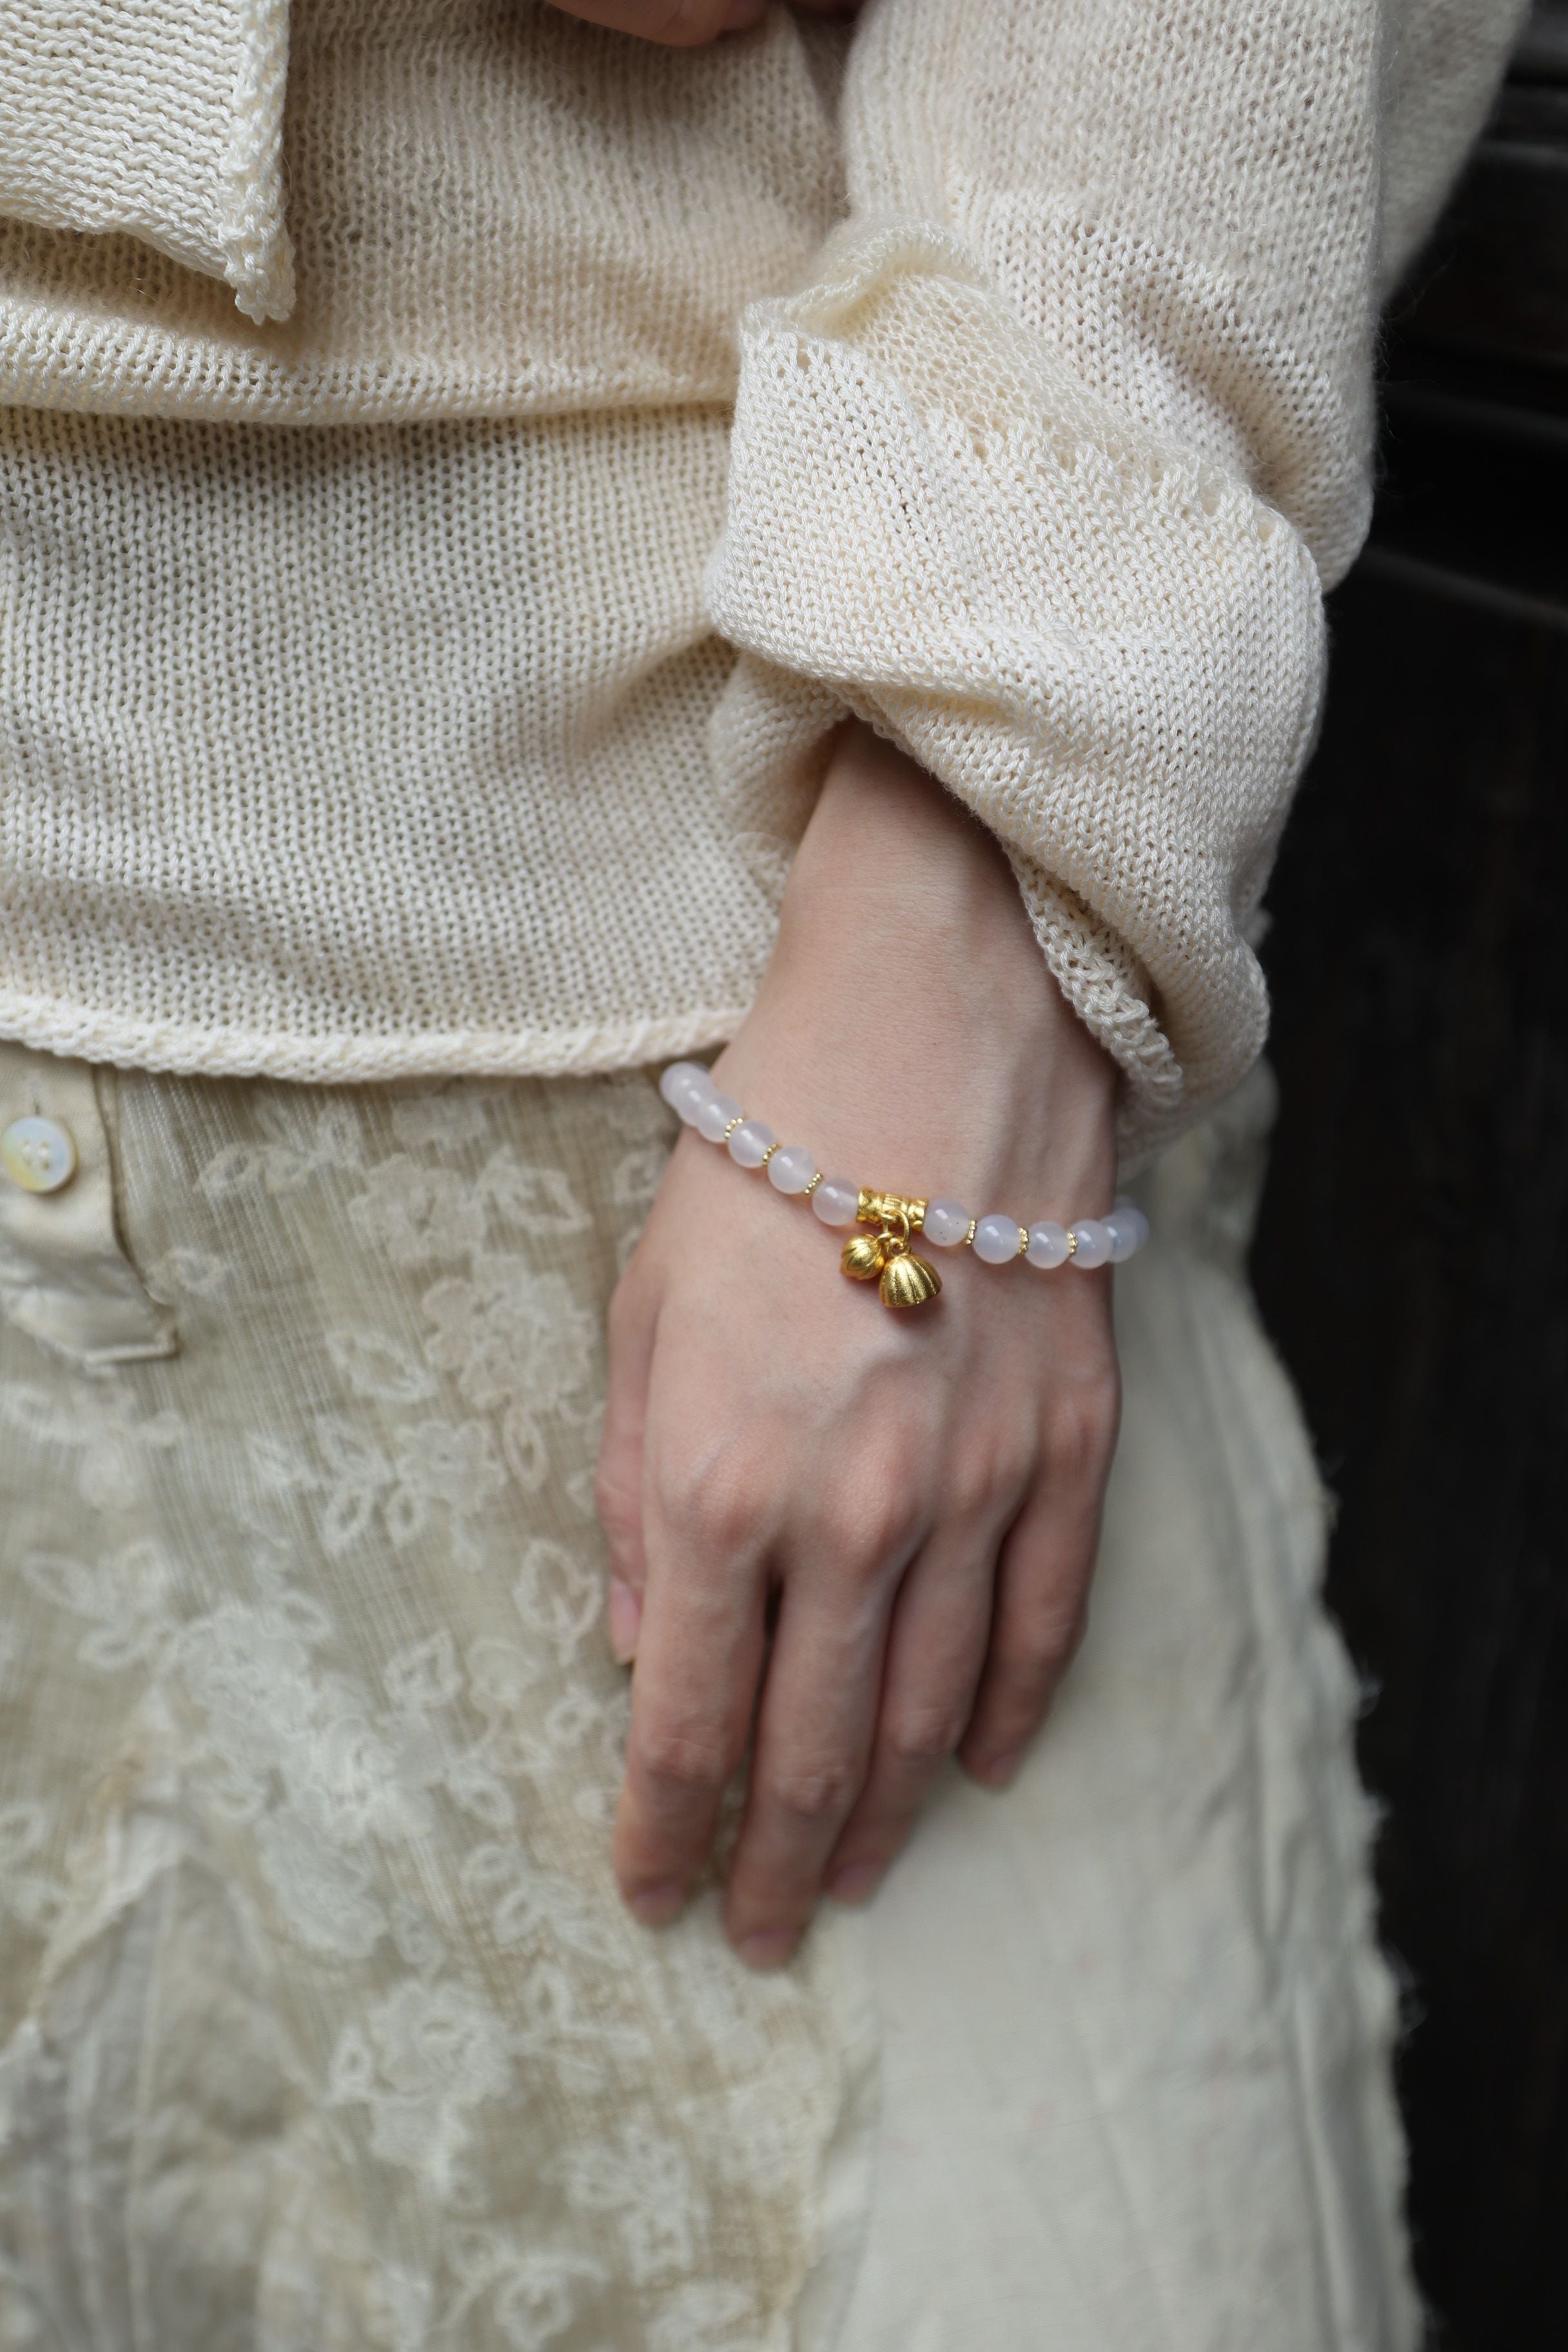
[837,1195,942,1311]
[879,1251,941,1309]
[840,1232,889,1281]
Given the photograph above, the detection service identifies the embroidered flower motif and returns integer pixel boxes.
[0,1067,848,2347]
[18,1537,178,1672]
[420,1257,596,1491]
[383,1627,463,1713]
[1,1379,184,1509]
[391,1090,493,1156]
[146,1244,233,1297]
[325,1328,438,1404]
[329,1981,514,2192]
[611,1139,670,1212]
[350,1157,488,1266]
[256,1810,389,1959]
[248,1413,504,1562]
[648,2280,761,2352]
[564,2119,699,2288]
[513,1537,602,1656]
[444,2233,605,2352]
[197,1097,366,1198]
[475,1150,591,1237]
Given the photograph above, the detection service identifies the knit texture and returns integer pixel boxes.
[0,1,293,324]
[0,0,1525,1148]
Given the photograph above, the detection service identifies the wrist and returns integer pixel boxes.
[714,726,1116,1211]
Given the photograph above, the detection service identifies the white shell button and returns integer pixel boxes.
[1,1115,79,1194]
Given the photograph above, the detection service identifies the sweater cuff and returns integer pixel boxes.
[0,0,293,323]
[707,220,1326,1151]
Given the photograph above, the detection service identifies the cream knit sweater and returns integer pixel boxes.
[0,0,1525,1155]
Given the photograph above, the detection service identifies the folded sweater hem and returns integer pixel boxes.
[0,993,750,1088]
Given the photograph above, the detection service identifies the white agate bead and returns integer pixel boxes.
[659,1061,710,1117]
[973,1213,1023,1266]
[727,1119,775,1168]
[1104,1205,1150,1262]
[768,1146,816,1194]
[1026,1220,1070,1269]
[1069,1218,1113,1268]
[923,1197,971,1248]
[695,1092,742,1142]
[811,1178,859,1227]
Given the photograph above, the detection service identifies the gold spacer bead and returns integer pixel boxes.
[1064,1229,1078,1257]
[759,1142,780,1170]
[962,1219,978,1249]
[1016,1225,1030,1259]
[803,1171,823,1198]
[721,1115,745,1141]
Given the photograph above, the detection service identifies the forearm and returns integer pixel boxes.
[721,722,1116,1215]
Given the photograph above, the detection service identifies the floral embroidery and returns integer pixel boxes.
[421,1257,596,1492]
[18,1536,177,1672]
[351,1155,491,1265]
[1,1377,186,1509]
[248,1411,505,1562]
[0,1068,858,2349]
[328,1979,515,2193]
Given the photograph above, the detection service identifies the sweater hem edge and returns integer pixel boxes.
[0,996,749,1086]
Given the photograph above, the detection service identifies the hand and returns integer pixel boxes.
[538,0,858,50]
[596,724,1121,1966]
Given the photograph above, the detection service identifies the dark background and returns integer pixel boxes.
[1250,6,1567,2344]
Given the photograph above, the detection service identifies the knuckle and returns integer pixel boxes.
[1010,1596,1088,1689]
[884,1701,967,1768]
[946,1430,1032,1520]
[637,1721,731,1799]
[823,1470,924,1574]
[654,1452,766,1558]
[1042,1371,1121,1484]
[767,1758,860,1827]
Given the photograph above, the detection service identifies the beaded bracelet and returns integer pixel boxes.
[660,1062,1148,1313]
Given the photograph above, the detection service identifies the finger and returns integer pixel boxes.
[821,1533,995,1906]
[595,1273,660,1661]
[721,1561,898,1968]
[541,0,761,50]
[957,1461,1106,1788]
[612,1424,770,1923]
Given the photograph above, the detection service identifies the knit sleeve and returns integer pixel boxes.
[0,0,293,324]
[705,0,1525,1156]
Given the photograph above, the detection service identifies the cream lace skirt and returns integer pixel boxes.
[0,1041,1416,2351]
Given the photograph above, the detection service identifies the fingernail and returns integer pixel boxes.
[626,1880,685,1926]
[826,1859,885,1906]
[981,1746,1024,1789]
[735,1926,799,1970]
[607,1577,642,1664]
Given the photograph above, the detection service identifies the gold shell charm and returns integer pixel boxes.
[879,1251,941,1309]
[838,1190,940,1310]
[840,1232,889,1281]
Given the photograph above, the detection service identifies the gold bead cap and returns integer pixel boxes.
[857,1189,928,1231]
